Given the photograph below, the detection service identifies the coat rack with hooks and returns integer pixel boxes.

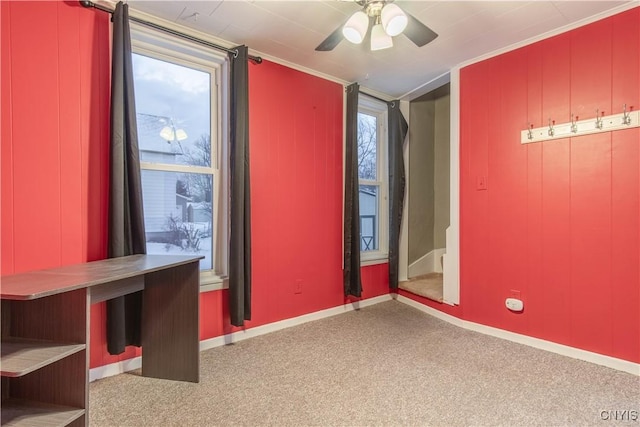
[521,104,638,144]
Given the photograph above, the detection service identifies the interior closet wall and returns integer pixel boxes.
[433,95,450,250]
[408,101,435,263]
[408,86,451,271]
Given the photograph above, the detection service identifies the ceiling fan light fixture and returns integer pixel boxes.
[342,11,369,44]
[381,3,407,37]
[370,22,393,51]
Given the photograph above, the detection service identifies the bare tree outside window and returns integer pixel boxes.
[357,98,387,255]
[358,113,377,180]
[357,111,379,252]
[179,134,213,216]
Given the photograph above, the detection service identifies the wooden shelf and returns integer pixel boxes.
[1,255,202,426]
[0,398,85,426]
[1,338,86,378]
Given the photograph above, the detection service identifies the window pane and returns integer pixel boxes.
[141,170,213,271]
[357,112,377,180]
[359,185,379,252]
[133,54,212,167]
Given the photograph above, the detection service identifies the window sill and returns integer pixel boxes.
[360,252,388,267]
[200,273,228,292]
[201,258,389,291]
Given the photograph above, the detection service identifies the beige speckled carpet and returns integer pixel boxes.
[90,300,639,426]
[399,273,443,302]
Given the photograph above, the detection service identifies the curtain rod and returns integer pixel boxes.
[358,90,396,107]
[346,85,396,107]
[80,1,263,65]
[361,92,393,104]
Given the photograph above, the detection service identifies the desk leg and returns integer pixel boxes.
[141,262,200,383]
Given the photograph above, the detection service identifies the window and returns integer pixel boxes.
[131,25,228,285]
[357,96,388,262]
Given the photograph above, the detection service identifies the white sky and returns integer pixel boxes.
[132,53,211,144]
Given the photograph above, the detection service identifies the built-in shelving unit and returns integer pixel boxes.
[1,288,88,427]
[1,254,202,427]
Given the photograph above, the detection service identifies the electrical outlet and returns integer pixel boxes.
[506,298,524,312]
[294,279,303,295]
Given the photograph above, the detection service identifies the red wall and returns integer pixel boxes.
[1,1,110,273]
[1,2,389,369]
[199,60,391,340]
[459,7,639,363]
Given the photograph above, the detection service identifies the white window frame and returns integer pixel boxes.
[131,24,229,290]
[358,95,389,265]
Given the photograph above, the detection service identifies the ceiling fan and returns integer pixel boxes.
[315,0,438,52]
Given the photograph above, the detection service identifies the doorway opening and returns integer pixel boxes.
[400,83,450,302]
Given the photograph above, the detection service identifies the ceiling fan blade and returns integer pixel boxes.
[403,11,438,47]
[315,23,345,51]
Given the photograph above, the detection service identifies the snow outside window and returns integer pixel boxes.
[131,25,228,287]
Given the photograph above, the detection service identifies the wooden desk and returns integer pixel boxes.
[1,254,202,426]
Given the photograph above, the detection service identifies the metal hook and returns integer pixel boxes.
[622,104,633,125]
[570,114,579,133]
[527,123,534,140]
[595,109,604,129]
[232,49,239,59]
[548,118,555,137]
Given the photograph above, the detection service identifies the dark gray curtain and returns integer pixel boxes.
[387,101,408,289]
[107,1,147,355]
[344,83,362,297]
[229,45,252,326]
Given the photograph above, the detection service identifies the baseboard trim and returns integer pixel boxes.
[89,356,142,383]
[408,250,434,278]
[408,248,445,277]
[395,294,640,376]
[89,294,393,382]
[199,294,392,351]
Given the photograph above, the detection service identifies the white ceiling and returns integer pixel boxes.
[127,0,634,100]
